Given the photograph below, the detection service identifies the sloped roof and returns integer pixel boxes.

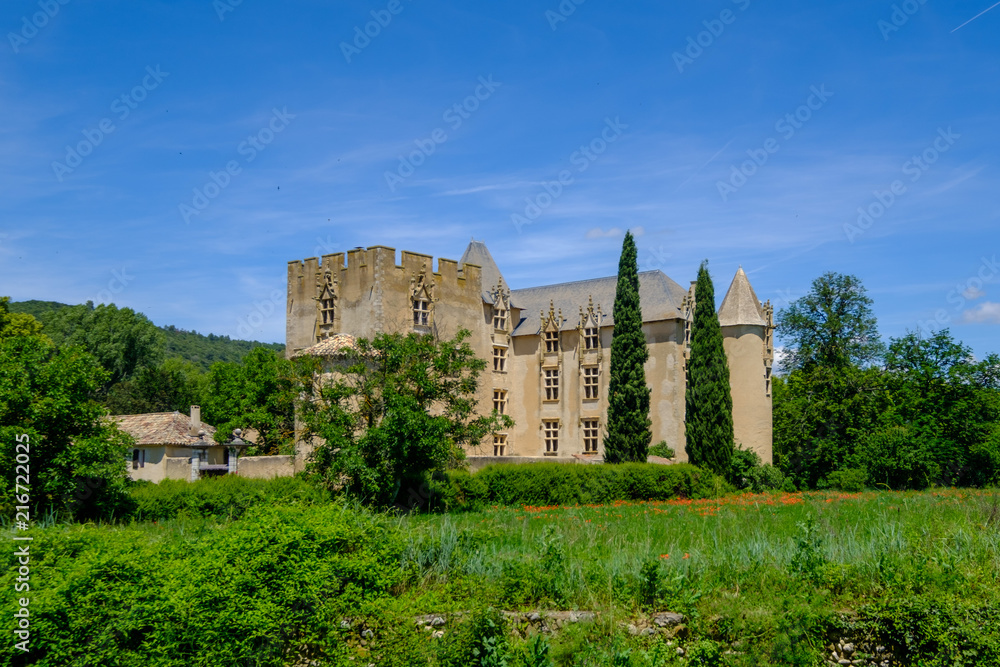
[114,412,217,447]
[717,267,766,327]
[294,333,358,357]
[511,270,688,336]
[459,240,507,302]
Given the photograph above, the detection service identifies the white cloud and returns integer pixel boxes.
[586,227,623,239]
[960,301,1000,324]
[962,285,986,300]
[585,226,643,239]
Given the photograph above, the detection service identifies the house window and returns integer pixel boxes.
[493,434,507,456]
[544,420,559,454]
[544,329,559,353]
[584,327,599,350]
[493,389,507,415]
[413,298,430,326]
[583,366,599,399]
[493,346,507,372]
[493,307,508,330]
[320,297,335,324]
[583,419,599,453]
[132,449,145,469]
[544,368,559,401]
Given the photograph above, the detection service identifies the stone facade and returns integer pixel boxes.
[286,242,774,463]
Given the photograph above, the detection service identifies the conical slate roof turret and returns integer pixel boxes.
[718,267,766,327]
[459,239,507,302]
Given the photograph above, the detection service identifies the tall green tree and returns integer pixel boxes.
[295,329,513,505]
[777,272,882,372]
[203,347,296,455]
[603,231,652,463]
[0,297,47,341]
[684,261,735,477]
[0,334,134,520]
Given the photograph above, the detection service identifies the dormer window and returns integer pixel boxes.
[320,297,335,324]
[413,298,430,327]
[584,327,599,350]
[544,329,559,353]
[493,307,508,330]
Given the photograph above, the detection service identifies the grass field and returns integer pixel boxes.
[6,488,1000,666]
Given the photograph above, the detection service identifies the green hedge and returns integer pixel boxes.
[129,474,331,521]
[429,462,727,511]
[2,504,402,666]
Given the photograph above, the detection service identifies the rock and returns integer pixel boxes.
[569,611,595,623]
[340,620,351,630]
[430,616,446,627]
[652,612,685,627]
[431,630,444,639]
[676,647,685,657]
[361,629,374,639]
[842,643,855,656]
[838,660,851,666]
[627,624,640,636]
[641,627,657,636]
[527,612,541,623]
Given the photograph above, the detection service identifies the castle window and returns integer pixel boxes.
[493,307,508,330]
[493,434,507,456]
[413,298,430,327]
[583,366,599,399]
[544,329,559,353]
[584,327,599,350]
[132,449,145,469]
[583,419,599,453]
[320,297,335,324]
[493,389,508,415]
[544,368,559,401]
[765,366,772,397]
[544,420,559,454]
[493,346,507,372]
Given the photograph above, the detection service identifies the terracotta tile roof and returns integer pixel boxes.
[114,412,218,447]
[294,333,358,357]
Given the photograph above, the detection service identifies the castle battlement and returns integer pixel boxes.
[287,245,483,293]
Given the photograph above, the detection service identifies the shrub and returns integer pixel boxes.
[648,441,675,458]
[6,504,401,666]
[129,474,331,521]
[437,607,511,667]
[853,425,938,490]
[826,468,867,492]
[730,447,788,492]
[433,462,726,510]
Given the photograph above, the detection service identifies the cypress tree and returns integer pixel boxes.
[603,231,651,463]
[684,260,735,476]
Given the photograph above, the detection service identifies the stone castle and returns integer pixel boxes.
[286,241,774,463]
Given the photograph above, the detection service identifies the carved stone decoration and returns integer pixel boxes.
[314,269,339,341]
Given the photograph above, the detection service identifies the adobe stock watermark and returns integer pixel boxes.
[844,127,960,243]
[917,255,999,331]
[235,289,284,339]
[640,245,672,271]
[716,84,834,202]
[545,0,587,30]
[179,107,295,224]
[877,0,930,40]
[340,0,414,64]
[95,266,133,305]
[51,66,169,182]
[511,116,628,233]
[673,0,751,73]
[7,0,71,54]
[384,75,502,192]
[213,0,244,21]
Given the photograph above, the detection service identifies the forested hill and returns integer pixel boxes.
[10,300,284,371]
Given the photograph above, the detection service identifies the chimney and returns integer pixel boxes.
[190,405,201,436]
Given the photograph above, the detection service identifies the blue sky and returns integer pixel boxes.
[1,0,998,357]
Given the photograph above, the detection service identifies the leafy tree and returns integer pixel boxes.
[867,330,1000,487]
[203,347,296,455]
[35,302,165,387]
[773,365,888,488]
[777,272,883,372]
[296,329,513,506]
[0,334,133,520]
[684,261,735,477]
[0,296,47,341]
[604,230,652,463]
[104,358,207,416]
